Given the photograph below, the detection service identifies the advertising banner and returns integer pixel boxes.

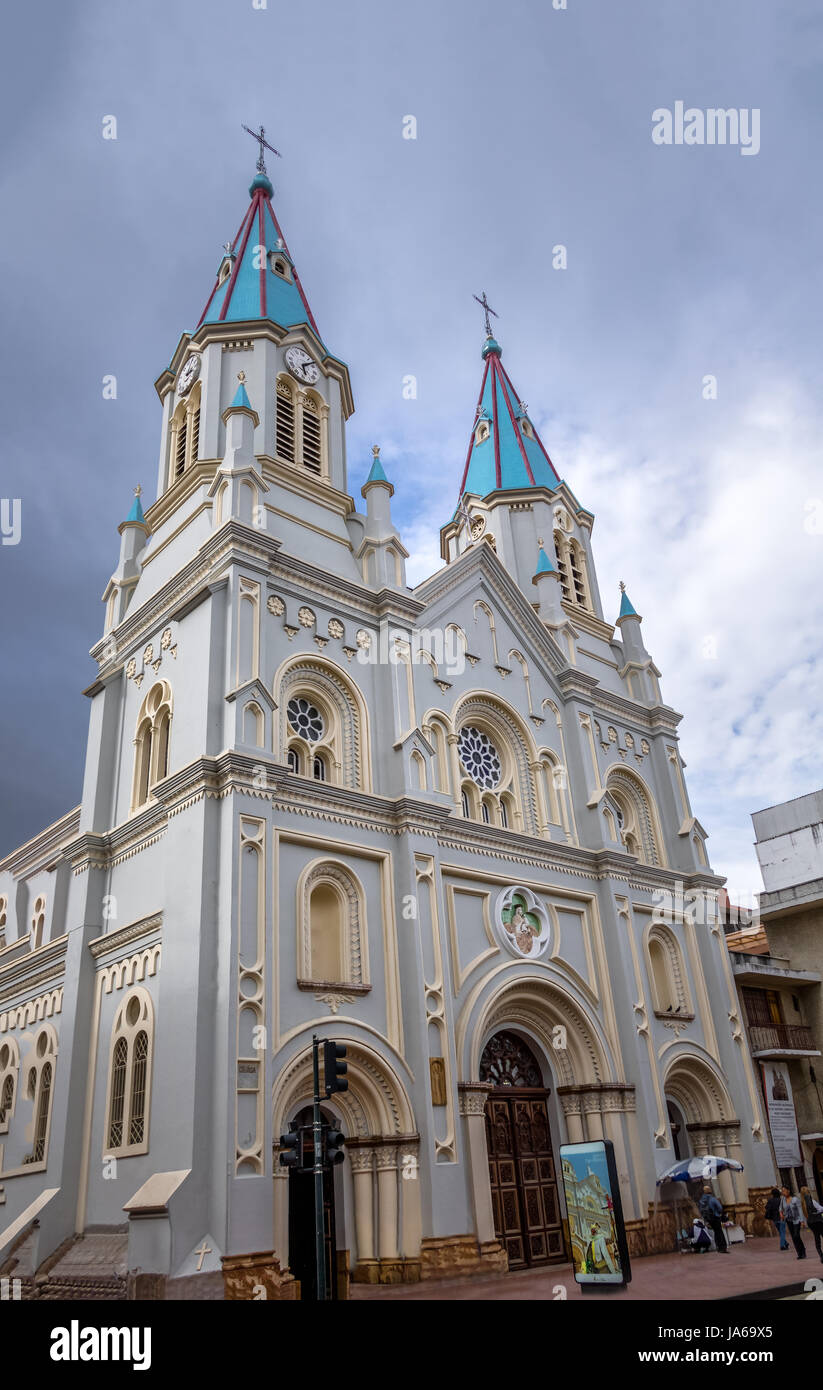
[559,1139,631,1287]
[761,1062,801,1168]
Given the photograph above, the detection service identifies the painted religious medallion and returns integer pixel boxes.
[495,885,550,959]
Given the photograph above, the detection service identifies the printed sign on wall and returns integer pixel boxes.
[761,1061,801,1168]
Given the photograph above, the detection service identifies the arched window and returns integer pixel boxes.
[647,927,692,1017]
[22,1028,57,1166]
[553,532,571,603]
[410,749,427,791]
[170,383,201,483]
[105,990,154,1156]
[276,376,328,477]
[277,658,370,792]
[30,895,46,950]
[0,1038,19,1133]
[301,394,322,474]
[455,706,534,833]
[131,680,173,811]
[568,540,590,609]
[298,861,369,990]
[287,747,300,774]
[461,788,470,818]
[607,770,663,866]
[0,893,6,948]
[313,753,327,782]
[276,378,296,462]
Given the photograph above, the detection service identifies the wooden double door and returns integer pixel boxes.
[485,1090,566,1269]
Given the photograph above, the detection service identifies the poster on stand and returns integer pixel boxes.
[559,1139,631,1286]
[761,1062,801,1168]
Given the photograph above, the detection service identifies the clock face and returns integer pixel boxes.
[285,346,319,385]
[177,353,200,395]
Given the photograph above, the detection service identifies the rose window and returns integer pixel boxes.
[458,726,502,789]
[286,698,324,743]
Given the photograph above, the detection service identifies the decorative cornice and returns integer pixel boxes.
[88,913,162,960]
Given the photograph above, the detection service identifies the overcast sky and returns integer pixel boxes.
[1,0,821,898]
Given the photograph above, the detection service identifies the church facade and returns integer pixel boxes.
[0,152,776,1298]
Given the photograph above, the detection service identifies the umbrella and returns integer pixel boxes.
[656,1156,744,1185]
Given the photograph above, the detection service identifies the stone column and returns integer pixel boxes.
[725,1124,748,1204]
[458,1082,496,1245]
[602,1101,638,1221]
[583,1095,604,1141]
[446,733,464,811]
[348,1144,378,1284]
[709,1128,737,1207]
[273,1167,289,1270]
[558,1090,585,1143]
[398,1135,422,1281]
[375,1143,402,1282]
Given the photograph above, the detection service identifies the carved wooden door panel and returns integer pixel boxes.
[486,1097,526,1267]
[482,1033,566,1269]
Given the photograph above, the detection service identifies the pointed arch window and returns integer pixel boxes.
[105,990,154,1156]
[21,1028,57,1167]
[553,532,571,603]
[277,662,370,792]
[298,861,370,991]
[0,1038,19,1133]
[171,383,201,483]
[647,927,693,1018]
[30,895,46,950]
[275,375,328,477]
[131,680,173,811]
[607,771,662,866]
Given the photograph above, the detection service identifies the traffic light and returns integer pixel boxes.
[324,1126,346,1166]
[323,1040,348,1096]
[279,1126,303,1169]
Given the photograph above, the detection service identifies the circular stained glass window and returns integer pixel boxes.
[286,697,324,743]
[458,726,502,790]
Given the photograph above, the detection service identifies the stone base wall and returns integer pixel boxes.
[221,1250,300,1301]
[419,1235,508,1281]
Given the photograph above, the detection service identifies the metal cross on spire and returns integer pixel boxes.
[473,291,498,339]
[241,123,282,176]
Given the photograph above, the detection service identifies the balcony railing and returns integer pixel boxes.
[748,1022,817,1053]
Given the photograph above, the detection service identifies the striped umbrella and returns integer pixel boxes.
[656,1156,744,1185]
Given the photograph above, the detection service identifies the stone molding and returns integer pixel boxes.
[458,1081,493,1117]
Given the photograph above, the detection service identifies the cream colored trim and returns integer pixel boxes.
[445,883,498,994]
[274,827,401,1053]
[618,895,668,1146]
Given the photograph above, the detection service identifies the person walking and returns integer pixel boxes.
[698,1185,728,1253]
[765,1187,789,1250]
[780,1187,807,1259]
[800,1186,823,1263]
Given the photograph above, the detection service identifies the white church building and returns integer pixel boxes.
[0,148,776,1299]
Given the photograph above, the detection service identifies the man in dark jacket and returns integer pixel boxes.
[698,1185,728,1252]
[765,1187,789,1250]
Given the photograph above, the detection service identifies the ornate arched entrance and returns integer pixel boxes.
[480,1031,566,1268]
[272,1040,419,1290]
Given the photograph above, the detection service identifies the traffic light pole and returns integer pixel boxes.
[311,1034,327,1303]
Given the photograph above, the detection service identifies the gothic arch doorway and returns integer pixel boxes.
[480,1031,566,1268]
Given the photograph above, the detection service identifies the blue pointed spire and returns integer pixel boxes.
[125,489,146,526]
[617,583,639,621]
[230,379,253,411]
[534,545,555,577]
[365,451,389,485]
[458,336,562,499]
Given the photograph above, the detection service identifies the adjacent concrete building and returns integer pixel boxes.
[726,792,823,1198]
